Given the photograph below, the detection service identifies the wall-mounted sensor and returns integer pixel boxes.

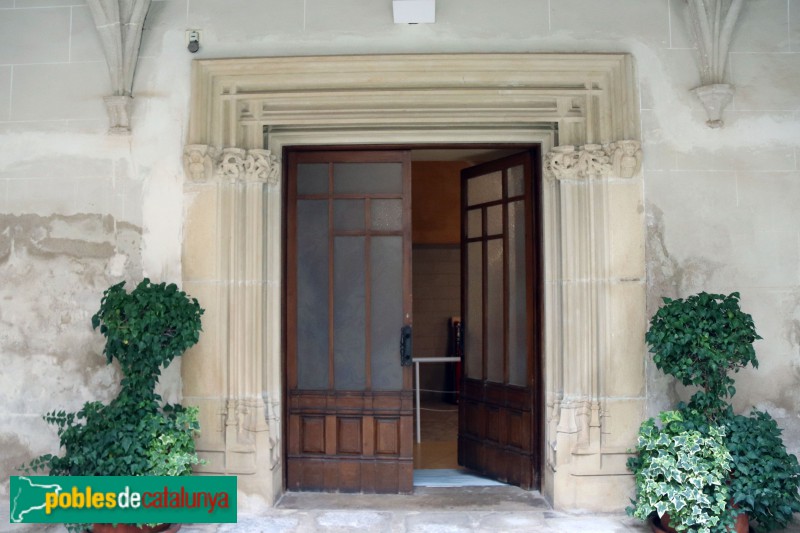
[186,30,200,53]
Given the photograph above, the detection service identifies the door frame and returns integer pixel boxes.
[182,53,646,511]
[282,144,544,492]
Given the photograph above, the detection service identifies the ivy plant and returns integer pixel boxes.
[627,410,736,533]
[723,410,800,531]
[645,292,759,420]
[23,279,205,479]
[631,291,800,533]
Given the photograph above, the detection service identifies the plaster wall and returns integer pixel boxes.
[0,0,799,518]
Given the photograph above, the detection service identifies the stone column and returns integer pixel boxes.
[543,142,646,510]
[182,144,282,502]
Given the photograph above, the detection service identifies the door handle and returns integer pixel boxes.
[400,325,413,366]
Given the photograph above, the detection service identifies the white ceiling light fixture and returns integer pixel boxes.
[393,0,435,23]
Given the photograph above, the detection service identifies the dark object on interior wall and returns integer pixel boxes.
[444,317,462,404]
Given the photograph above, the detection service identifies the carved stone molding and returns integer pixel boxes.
[683,0,745,128]
[183,145,281,185]
[87,0,151,134]
[544,141,642,180]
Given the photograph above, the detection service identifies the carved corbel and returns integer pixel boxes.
[545,142,641,180]
[87,0,151,134]
[683,0,745,128]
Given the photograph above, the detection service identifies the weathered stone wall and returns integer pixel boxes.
[0,0,798,517]
[0,214,143,510]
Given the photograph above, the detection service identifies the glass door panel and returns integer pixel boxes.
[296,199,330,390]
[333,236,366,391]
[370,235,404,390]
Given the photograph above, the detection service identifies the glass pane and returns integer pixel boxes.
[296,200,330,390]
[467,209,481,239]
[371,237,404,390]
[297,164,328,195]
[486,239,504,383]
[467,171,501,206]
[334,199,364,231]
[371,199,403,231]
[487,204,503,236]
[334,163,403,194]
[508,201,528,386]
[334,237,366,390]
[508,165,524,197]
[465,242,483,379]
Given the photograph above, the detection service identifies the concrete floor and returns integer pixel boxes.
[4,487,800,532]
[181,487,650,533]
[178,486,800,533]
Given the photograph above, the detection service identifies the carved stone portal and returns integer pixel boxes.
[183,54,645,511]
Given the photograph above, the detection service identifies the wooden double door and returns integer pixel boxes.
[285,148,541,493]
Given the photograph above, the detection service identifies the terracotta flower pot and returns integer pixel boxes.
[90,524,181,533]
[650,512,749,533]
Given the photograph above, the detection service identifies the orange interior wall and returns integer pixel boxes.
[411,161,472,245]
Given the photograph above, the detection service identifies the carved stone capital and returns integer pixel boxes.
[546,142,643,180]
[606,140,643,178]
[183,144,217,183]
[244,149,280,185]
[183,145,282,185]
[218,148,248,182]
[218,147,281,185]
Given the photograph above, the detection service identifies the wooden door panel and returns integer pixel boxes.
[458,150,542,490]
[375,417,401,455]
[337,417,363,454]
[286,150,413,494]
[301,416,326,454]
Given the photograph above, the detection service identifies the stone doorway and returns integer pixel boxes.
[181,53,646,511]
